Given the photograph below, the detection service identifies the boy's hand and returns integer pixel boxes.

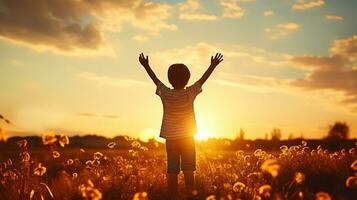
[211,53,223,67]
[139,53,149,67]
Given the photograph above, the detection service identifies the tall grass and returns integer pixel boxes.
[1,132,357,200]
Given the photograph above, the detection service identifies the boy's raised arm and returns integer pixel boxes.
[197,53,223,85]
[139,53,160,85]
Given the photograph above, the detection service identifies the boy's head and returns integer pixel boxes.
[168,63,190,89]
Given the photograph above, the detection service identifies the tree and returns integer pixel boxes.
[270,128,282,141]
[237,128,245,141]
[327,121,349,140]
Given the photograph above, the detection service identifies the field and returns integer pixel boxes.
[1,134,357,200]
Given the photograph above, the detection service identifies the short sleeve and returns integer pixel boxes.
[187,81,202,99]
[156,81,170,97]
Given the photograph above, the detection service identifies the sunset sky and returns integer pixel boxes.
[0,0,356,140]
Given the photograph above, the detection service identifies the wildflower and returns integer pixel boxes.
[7,158,12,165]
[73,173,78,179]
[140,146,149,151]
[206,195,216,200]
[94,152,103,160]
[298,191,304,199]
[261,159,280,177]
[78,180,102,200]
[3,170,18,180]
[85,160,93,166]
[102,175,111,181]
[235,150,244,158]
[315,192,331,200]
[52,151,60,158]
[20,152,30,162]
[125,136,133,141]
[107,142,116,149]
[351,160,357,170]
[131,141,141,148]
[17,139,28,148]
[280,145,288,153]
[345,176,357,188]
[302,140,307,147]
[254,149,262,157]
[349,148,355,154]
[259,184,271,198]
[232,181,245,193]
[132,192,148,200]
[58,134,69,147]
[30,190,35,200]
[34,163,47,176]
[294,172,305,184]
[42,131,57,145]
[67,159,74,165]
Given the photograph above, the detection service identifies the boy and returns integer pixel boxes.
[138,52,223,197]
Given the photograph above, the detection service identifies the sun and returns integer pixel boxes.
[195,119,211,141]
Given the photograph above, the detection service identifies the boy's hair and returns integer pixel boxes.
[168,63,190,89]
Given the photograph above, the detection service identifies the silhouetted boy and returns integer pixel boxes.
[138,52,223,198]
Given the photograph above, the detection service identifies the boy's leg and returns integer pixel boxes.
[166,140,180,198]
[181,137,196,191]
[183,170,194,189]
[168,173,178,195]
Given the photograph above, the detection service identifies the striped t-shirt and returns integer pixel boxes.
[156,81,202,140]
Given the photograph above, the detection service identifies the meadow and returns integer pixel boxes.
[1,133,357,200]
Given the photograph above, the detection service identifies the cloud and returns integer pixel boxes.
[153,42,293,71]
[77,113,119,119]
[76,72,149,87]
[132,35,150,43]
[0,0,176,54]
[179,0,218,21]
[264,10,274,17]
[179,13,219,21]
[290,35,357,110]
[325,15,343,21]
[220,0,245,19]
[265,23,301,40]
[292,0,325,11]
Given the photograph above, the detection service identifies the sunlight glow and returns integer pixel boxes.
[195,117,212,141]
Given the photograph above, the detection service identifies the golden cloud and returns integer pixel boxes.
[76,72,149,87]
[265,23,301,40]
[325,15,343,21]
[291,35,357,110]
[179,0,218,21]
[292,0,325,11]
[220,0,245,19]
[0,0,176,54]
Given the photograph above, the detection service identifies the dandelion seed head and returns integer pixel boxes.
[294,172,305,184]
[132,192,148,200]
[93,152,104,160]
[52,151,60,158]
[315,192,331,200]
[345,176,357,188]
[131,141,141,148]
[351,160,357,170]
[67,159,74,165]
[261,159,280,177]
[17,139,28,148]
[107,142,116,149]
[20,152,30,162]
[232,181,245,193]
[34,163,46,176]
[258,184,271,198]
[206,195,216,200]
[58,134,69,147]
